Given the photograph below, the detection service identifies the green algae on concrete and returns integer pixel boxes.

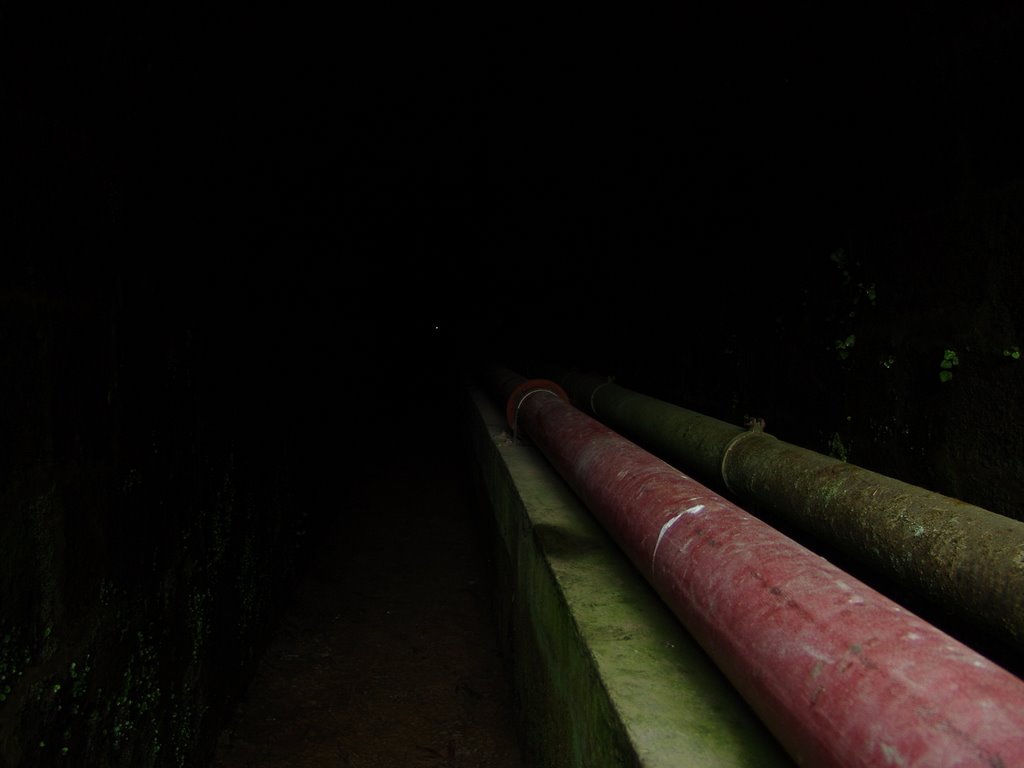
[466,388,793,768]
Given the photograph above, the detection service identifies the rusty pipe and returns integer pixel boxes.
[554,371,1024,668]
[491,367,1024,768]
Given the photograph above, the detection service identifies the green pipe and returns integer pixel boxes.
[557,370,1024,670]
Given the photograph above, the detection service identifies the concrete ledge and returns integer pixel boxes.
[466,387,795,767]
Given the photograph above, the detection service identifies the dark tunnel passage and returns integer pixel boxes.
[5,5,1024,766]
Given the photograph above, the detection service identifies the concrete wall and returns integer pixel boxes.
[0,266,328,768]
[464,385,795,767]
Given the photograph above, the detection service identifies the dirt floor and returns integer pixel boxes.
[212,376,527,768]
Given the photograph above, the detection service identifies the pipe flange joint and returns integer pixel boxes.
[588,379,615,416]
[504,379,569,432]
[720,429,776,495]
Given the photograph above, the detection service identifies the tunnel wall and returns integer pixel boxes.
[559,180,1024,525]
[463,384,795,767]
[0,265,323,768]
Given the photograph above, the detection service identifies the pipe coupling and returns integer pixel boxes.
[720,429,776,495]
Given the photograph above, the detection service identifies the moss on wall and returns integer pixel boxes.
[0,267,321,768]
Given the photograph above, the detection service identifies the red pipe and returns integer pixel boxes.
[493,368,1024,768]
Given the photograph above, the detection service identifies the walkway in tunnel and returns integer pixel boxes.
[212,349,526,767]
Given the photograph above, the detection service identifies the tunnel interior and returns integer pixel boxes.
[5,6,1024,766]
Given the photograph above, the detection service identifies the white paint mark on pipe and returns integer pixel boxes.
[880,741,908,766]
[803,645,834,665]
[651,505,705,572]
[652,513,684,573]
[834,580,866,605]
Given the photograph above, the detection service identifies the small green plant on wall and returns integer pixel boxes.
[939,349,959,382]
[834,334,856,361]
[1003,345,1020,360]
[828,431,849,462]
